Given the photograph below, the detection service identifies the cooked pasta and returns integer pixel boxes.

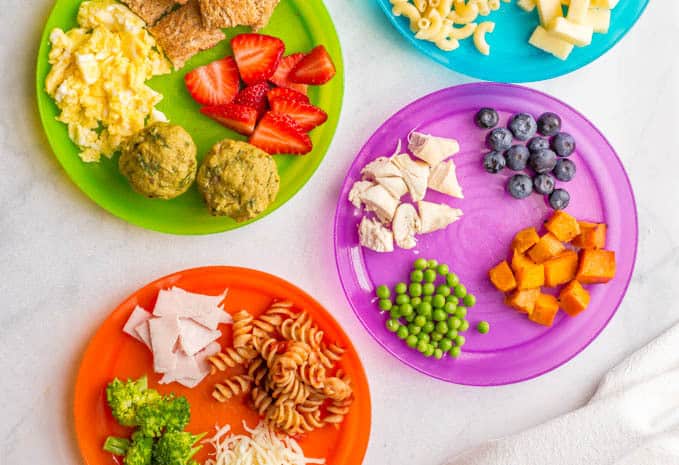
[232,310,254,349]
[324,398,353,428]
[279,312,324,349]
[208,346,258,373]
[248,357,269,386]
[298,362,326,390]
[212,375,254,402]
[252,301,296,339]
[251,387,274,415]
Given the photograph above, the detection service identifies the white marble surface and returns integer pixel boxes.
[1,1,678,464]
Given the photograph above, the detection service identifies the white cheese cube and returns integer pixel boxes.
[566,0,590,23]
[517,0,536,12]
[536,0,564,27]
[590,0,618,8]
[550,16,593,46]
[529,25,574,60]
[584,7,611,33]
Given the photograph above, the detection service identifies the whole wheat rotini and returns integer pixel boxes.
[212,374,253,402]
[232,310,254,348]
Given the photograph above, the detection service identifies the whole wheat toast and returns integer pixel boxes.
[119,0,183,25]
[198,0,280,30]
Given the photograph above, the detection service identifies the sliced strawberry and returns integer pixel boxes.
[231,33,284,85]
[289,45,336,85]
[234,83,270,118]
[249,112,312,155]
[201,104,258,136]
[270,99,327,131]
[267,87,310,105]
[184,57,240,106]
[269,53,308,95]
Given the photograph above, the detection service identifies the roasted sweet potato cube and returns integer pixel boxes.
[506,288,541,314]
[516,263,545,290]
[576,249,616,284]
[511,249,535,273]
[572,221,607,249]
[559,280,590,316]
[544,211,581,242]
[512,227,540,253]
[528,233,566,264]
[529,294,559,326]
[543,250,579,287]
[489,260,517,292]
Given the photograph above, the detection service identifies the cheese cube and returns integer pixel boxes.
[529,26,574,60]
[517,0,536,12]
[584,8,611,33]
[566,0,590,23]
[590,0,618,8]
[550,17,593,46]
[536,0,564,26]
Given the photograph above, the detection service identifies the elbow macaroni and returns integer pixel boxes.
[390,0,502,55]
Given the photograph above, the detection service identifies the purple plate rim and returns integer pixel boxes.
[333,81,639,386]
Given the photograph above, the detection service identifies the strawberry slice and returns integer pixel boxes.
[249,112,312,155]
[267,87,310,105]
[270,99,328,132]
[201,104,258,136]
[289,45,336,85]
[234,83,270,118]
[231,33,284,85]
[269,53,308,95]
[184,57,240,106]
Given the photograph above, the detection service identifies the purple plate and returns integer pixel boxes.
[334,83,637,386]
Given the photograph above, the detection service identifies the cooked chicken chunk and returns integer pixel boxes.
[358,217,394,253]
[392,203,421,249]
[361,156,402,180]
[418,201,463,233]
[360,184,400,224]
[408,132,460,167]
[429,160,464,199]
[348,180,374,209]
[376,176,408,199]
[392,154,429,201]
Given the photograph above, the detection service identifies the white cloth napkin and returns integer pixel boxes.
[446,323,679,465]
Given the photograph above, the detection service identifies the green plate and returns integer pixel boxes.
[36,0,344,235]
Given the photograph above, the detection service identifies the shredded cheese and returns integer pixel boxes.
[204,422,326,465]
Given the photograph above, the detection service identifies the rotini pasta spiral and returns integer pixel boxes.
[298,362,326,390]
[232,310,254,348]
[247,357,268,386]
[212,375,253,402]
[208,346,258,373]
[280,312,324,349]
[322,376,352,401]
[324,397,353,428]
[251,386,274,415]
[252,301,296,339]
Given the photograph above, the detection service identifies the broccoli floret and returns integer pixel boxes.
[136,395,191,438]
[152,431,205,465]
[124,432,153,465]
[103,436,130,456]
[106,376,161,427]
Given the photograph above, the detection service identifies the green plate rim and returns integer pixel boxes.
[35,0,344,235]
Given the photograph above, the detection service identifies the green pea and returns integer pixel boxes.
[454,284,467,298]
[446,295,459,305]
[389,308,401,319]
[396,325,409,339]
[404,313,415,323]
[423,269,437,283]
[423,295,433,303]
[386,319,399,332]
[446,329,458,340]
[395,282,407,295]
[477,321,490,334]
[437,264,450,275]
[417,340,428,353]
[413,258,428,270]
[434,348,444,360]
[459,320,470,332]
[435,321,449,334]
[422,321,435,334]
[433,309,447,322]
[418,333,430,343]
[439,338,453,352]
[427,259,439,269]
[431,332,443,342]
[395,294,410,305]
[446,273,460,287]
[455,335,466,347]
[417,302,432,317]
[448,317,461,329]
[409,324,422,336]
[378,299,392,311]
[376,285,391,299]
[409,283,422,297]
[423,283,435,295]
[423,344,435,357]
[455,306,468,319]
[449,346,461,358]
[410,296,422,307]
[414,315,427,327]
[436,285,451,296]
[400,303,414,318]
[463,293,476,307]
[410,270,424,283]
[444,302,456,314]
[430,340,440,348]
[406,335,418,348]
[432,295,446,308]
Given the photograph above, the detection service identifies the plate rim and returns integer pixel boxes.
[35,0,345,235]
[375,0,650,83]
[333,82,639,386]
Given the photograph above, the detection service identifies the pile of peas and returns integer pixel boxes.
[375,258,489,360]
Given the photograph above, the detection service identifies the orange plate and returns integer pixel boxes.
[74,266,371,465]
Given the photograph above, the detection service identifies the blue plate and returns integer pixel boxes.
[376,0,648,82]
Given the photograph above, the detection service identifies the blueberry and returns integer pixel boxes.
[549,189,570,210]
[553,158,576,181]
[507,174,533,199]
[529,149,557,174]
[537,112,561,136]
[551,132,576,157]
[505,145,530,171]
[483,151,506,174]
[527,136,550,153]
[507,113,537,141]
[533,174,555,195]
[475,108,499,129]
[486,128,513,151]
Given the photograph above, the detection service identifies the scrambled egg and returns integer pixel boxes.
[45,0,170,162]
